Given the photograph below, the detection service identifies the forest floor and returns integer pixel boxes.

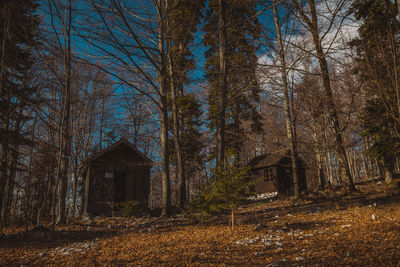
[1,180,400,266]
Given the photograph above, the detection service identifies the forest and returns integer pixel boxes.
[1,0,400,265]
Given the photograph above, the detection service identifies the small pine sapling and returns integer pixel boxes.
[202,165,253,230]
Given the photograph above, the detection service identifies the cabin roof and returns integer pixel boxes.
[248,149,291,169]
[87,138,153,165]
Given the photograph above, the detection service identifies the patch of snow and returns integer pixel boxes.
[248,192,278,200]
[341,224,351,228]
[50,240,98,256]
[262,241,272,246]
[236,236,259,245]
[236,234,284,247]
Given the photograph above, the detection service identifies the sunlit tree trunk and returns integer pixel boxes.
[311,116,326,190]
[216,0,227,170]
[157,0,171,217]
[56,0,72,224]
[273,1,300,198]
[167,33,186,209]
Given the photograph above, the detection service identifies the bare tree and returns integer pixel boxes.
[290,0,356,193]
[80,0,174,215]
[216,0,228,169]
[272,0,301,198]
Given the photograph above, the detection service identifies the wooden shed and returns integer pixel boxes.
[83,138,153,216]
[248,150,307,196]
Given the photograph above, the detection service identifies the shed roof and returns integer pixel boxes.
[248,149,291,169]
[87,138,153,165]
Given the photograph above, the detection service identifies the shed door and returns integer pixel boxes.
[114,171,126,202]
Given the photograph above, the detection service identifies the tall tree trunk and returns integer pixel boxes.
[273,1,301,198]
[323,153,332,187]
[158,0,171,217]
[70,165,79,219]
[99,93,105,150]
[6,145,19,217]
[167,40,186,210]
[56,0,72,224]
[0,113,10,222]
[351,150,359,182]
[216,0,227,170]
[292,0,355,193]
[397,0,400,22]
[311,116,326,190]
[0,5,9,221]
[83,165,90,217]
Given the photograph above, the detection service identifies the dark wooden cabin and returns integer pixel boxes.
[248,150,307,196]
[83,139,153,216]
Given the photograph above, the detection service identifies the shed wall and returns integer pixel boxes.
[87,143,151,215]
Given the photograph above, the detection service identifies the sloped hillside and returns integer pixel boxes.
[1,181,400,266]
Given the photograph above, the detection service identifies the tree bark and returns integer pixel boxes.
[311,116,326,190]
[397,0,400,22]
[70,166,78,219]
[273,1,301,198]
[216,0,227,170]
[167,39,186,210]
[158,0,171,217]
[83,165,90,216]
[56,0,72,224]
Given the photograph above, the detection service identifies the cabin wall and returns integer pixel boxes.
[252,166,278,193]
[87,144,151,215]
[250,157,308,196]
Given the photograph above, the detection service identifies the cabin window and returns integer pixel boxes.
[264,168,273,182]
[104,172,114,179]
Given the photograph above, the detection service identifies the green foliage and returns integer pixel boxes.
[166,0,206,188]
[168,93,204,173]
[191,165,254,215]
[0,0,40,143]
[118,201,141,217]
[203,0,262,162]
[359,99,400,160]
[351,0,400,160]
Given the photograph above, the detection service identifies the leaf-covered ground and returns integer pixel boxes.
[1,181,400,266]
